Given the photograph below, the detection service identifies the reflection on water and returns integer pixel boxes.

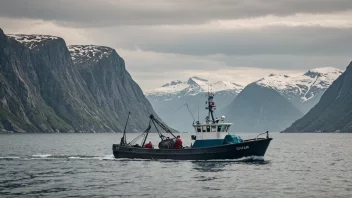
[192,156,269,172]
[192,161,227,172]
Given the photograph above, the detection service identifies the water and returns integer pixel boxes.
[0,133,352,198]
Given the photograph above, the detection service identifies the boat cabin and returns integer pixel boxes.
[190,92,244,148]
[192,120,239,148]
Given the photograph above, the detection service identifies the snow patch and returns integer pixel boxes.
[68,45,113,64]
[7,34,60,49]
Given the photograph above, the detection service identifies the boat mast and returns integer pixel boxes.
[120,111,131,145]
[141,120,151,147]
[204,79,216,123]
[206,92,216,123]
[197,100,200,124]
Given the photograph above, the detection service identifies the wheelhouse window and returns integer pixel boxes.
[202,126,206,132]
[211,126,216,132]
[206,126,210,132]
[215,125,229,132]
[197,126,201,132]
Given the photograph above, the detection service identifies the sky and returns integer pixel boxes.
[1,0,352,90]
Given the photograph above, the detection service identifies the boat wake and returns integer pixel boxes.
[196,156,268,163]
[0,155,268,164]
[114,155,269,163]
[0,154,116,161]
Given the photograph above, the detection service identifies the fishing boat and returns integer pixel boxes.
[112,92,272,160]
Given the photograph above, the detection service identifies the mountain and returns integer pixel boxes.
[284,62,352,133]
[224,83,303,132]
[145,77,243,132]
[0,28,163,133]
[256,67,343,114]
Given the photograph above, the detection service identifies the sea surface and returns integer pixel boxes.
[0,133,352,198]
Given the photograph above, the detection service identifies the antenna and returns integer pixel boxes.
[197,100,200,123]
[210,79,213,93]
[207,76,209,94]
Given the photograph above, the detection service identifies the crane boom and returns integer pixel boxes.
[149,114,176,138]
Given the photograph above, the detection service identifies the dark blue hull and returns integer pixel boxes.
[113,138,272,160]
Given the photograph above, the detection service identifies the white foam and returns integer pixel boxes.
[32,154,53,158]
[68,156,81,159]
[100,155,115,160]
[0,156,21,159]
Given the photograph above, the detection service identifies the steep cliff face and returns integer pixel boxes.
[68,45,159,131]
[284,62,352,132]
[224,83,303,132]
[28,37,115,132]
[0,30,71,132]
[0,29,164,133]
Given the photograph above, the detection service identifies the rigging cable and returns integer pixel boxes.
[185,103,196,122]
[170,103,196,122]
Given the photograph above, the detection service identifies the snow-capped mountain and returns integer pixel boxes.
[256,67,343,113]
[146,76,243,99]
[223,67,343,132]
[145,77,243,132]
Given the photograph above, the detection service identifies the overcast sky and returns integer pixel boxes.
[1,0,352,90]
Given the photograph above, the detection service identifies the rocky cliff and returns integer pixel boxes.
[0,28,163,133]
[284,62,352,133]
[68,45,159,131]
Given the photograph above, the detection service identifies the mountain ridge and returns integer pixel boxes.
[255,67,343,113]
[145,76,243,97]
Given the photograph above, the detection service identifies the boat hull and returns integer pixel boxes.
[113,138,272,160]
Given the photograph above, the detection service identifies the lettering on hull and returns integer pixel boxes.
[236,146,249,150]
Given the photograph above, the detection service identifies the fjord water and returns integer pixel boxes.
[0,133,351,198]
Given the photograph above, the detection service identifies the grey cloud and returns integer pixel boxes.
[144,27,352,56]
[124,52,350,89]
[1,0,352,26]
[212,55,351,70]
[93,26,352,57]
